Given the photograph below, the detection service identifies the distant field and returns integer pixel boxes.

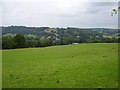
[2,43,118,88]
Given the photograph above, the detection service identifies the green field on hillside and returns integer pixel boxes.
[2,43,118,88]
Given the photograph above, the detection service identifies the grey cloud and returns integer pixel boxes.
[1,1,118,28]
[84,2,117,14]
[90,2,117,7]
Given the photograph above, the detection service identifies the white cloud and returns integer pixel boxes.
[1,0,119,3]
[1,0,118,28]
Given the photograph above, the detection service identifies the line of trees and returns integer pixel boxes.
[2,34,119,49]
[2,34,52,49]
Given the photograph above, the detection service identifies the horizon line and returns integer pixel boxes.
[0,25,118,29]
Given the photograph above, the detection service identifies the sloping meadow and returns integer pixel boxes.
[2,43,118,88]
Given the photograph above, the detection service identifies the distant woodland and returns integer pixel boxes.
[1,26,119,49]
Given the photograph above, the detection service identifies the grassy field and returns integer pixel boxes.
[2,43,118,88]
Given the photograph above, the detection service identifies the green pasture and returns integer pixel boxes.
[2,43,118,88]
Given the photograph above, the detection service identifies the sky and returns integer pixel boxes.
[0,0,119,28]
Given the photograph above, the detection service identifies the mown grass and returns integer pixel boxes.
[2,43,118,88]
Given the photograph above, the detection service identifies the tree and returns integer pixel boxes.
[2,36,16,49]
[14,34,26,48]
[111,7,120,16]
[39,37,51,47]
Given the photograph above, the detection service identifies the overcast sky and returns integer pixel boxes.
[0,0,119,28]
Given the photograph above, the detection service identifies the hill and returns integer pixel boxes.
[1,26,119,49]
[1,26,119,38]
